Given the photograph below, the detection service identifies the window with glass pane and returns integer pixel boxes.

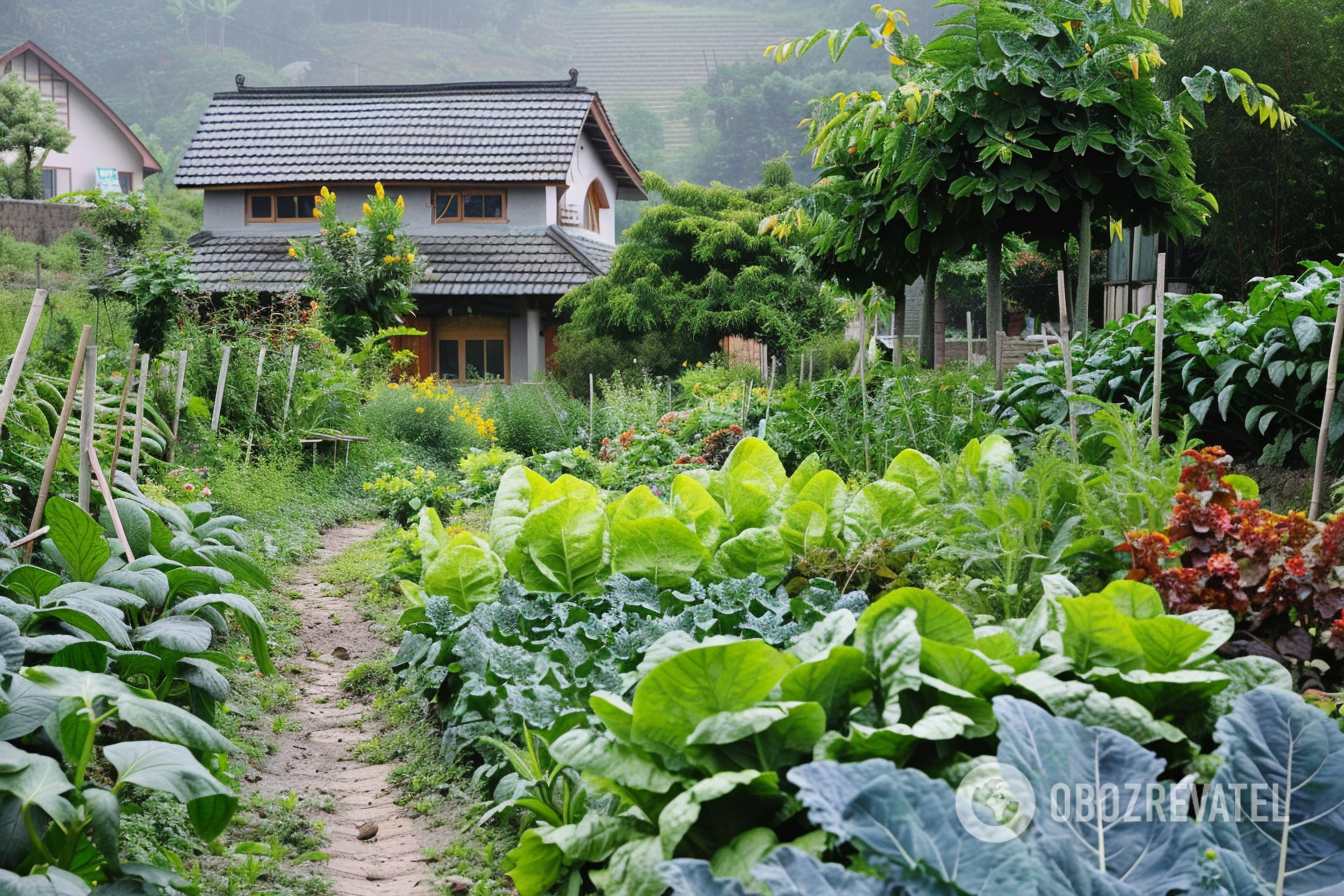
[438,340,459,379]
[481,194,503,218]
[485,340,504,378]
[275,195,298,219]
[42,169,57,200]
[297,195,316,218]
[118,172,133,193]
[464,340,485,379]
[434,194,459,222]
[250,195,272,219]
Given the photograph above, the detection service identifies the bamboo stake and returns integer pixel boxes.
[168,349,187,462]
[210,345,231,432]
[78,342,97,511]
[129,353,150,483]
[245,346,267,463]
[1310,281,1344,518]
[1151,253,1167,444]
[762,356,778,437]
[966,311,974,365]
[995,330,1004,390]
[588,373,595,446]
[281,344,300,425]
[27,325,91,546]
[858,303,870,475]
[89,446,134,562]
[109,344,139,476]
[1057,271,1077,442]
[0,289,47,433]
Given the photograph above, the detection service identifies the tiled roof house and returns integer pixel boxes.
[177,71,645,383]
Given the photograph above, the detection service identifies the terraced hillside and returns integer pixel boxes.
[557,3,815,151]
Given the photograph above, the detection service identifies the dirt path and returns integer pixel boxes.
[255,522,448,895]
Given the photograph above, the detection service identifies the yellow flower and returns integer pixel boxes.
[320,186,330,198]
[387,234,395,242]
[388,382,399,389]
[384,254,397,264]
[312,208,322,218]
[344,227,357,237]
[287,246,297,257]
[396,195,404,209]
[363,202,372,216]
[415,407,424,414]
[682,360,688,367]
[375,181,385,199]
[406,252,415,263]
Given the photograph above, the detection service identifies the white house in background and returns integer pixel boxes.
[0,41,161,197]
[176,70,645,384]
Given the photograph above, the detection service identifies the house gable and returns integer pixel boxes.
[0,41,161,186]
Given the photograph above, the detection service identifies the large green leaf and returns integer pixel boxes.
[191,545,272,590]
[1057,594,1146,672]
[2,566,62,603]
[550,730,684,794]
[719,461,780,534]
[109,499,153,559]
[104,741,235,839]
[657,770,767,858]
[490,466,553,558]
[779,645,870,727]
[112,693,236,754]
[168,593,275,675]
[882,449,941,504]
[721,438,787,490]
[712,528,791,589]
[859,588,975,648]
[43,496,111,583]
[841,480,921,546]
[422,532,505,614]
[631,642,792,768]
[512,493,608,594]
[794,470,849,543]
[506,828,565,896]
[133,617,213,654]
[1014,670,1186,746]
[31,599,132,650]
[0,742,77,827]
[854,605,922,726]
[671,474,731,552]
[0,615,22,673]
[1203,688,1344,895]
[610,488,708,590]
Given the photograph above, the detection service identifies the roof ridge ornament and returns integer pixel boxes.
[235,74,245,91]
[568,69,578,87]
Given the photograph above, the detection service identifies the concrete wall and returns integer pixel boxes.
[0,198,81,245]
[559,132,618,243]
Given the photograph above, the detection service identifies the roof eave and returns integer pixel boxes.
[583,94,646,200]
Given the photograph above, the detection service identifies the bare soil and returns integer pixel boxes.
[254,522,450,895]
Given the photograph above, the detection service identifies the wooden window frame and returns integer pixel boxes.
[433,189,507,223]
[583,181,609,233]
[246,190,321,223]
[434,316,510,383]
[41,167,70,199]
[117,171,134,194]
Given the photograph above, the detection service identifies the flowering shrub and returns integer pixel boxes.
[364,376,493,464]
[1122,446,1344,688]
[363,462,453,523]
[288,182,422,349]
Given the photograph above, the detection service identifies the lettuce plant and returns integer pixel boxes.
[661,688,1344,896]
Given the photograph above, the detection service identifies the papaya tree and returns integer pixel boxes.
[771,0,1293,363]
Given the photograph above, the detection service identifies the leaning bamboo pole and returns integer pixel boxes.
[0,289,47,433]
[27,325,92,544]
[1057,271,1077,443]
[1310,281,1344,519]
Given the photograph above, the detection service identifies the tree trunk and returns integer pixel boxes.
[921,254,940,367]
[1074,199,1094,337]
[986,233,1003,374]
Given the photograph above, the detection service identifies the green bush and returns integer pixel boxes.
[363,381,487,465]
[486,383,583,456]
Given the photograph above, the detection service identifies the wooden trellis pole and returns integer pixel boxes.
[245,346,267,463]
[966,311,975,365]
[281,344,300,425]
[27,325,91,546]
[77,342,98,511]
[1057,270,1077,442]
[109,343,139,477]
[129,353,150,483]
[588,373,595,445]
[1310,281,1344,519]
[90,446,134,561]
[1151,253,1167,443]
[0,289,47,433]
[210,345,231,432]
[168,349,188,462]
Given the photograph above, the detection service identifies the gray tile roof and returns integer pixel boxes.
[187,226,614,297]
[176,78,643,196]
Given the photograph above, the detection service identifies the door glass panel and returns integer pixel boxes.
[485,339,505,378]
[439,340,459,380]
[464,340,485,379]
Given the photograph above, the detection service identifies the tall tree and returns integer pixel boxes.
[771,0,1291,363]
[0,77,73,200]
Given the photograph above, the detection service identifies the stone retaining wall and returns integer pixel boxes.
[0,198,82,246]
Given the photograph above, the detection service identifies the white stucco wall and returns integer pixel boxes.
[10,52,150,194]
[559,132,618,244]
